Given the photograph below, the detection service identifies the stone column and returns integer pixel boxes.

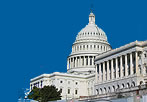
[67,58,69,70]
[130,53,133,75]
[92,56,94,65]
[80,56,82,67]
[88,56,90,66]
[120,56,123,78]
[99,64,102,82]
[74,57,76,68]
[84,56,86,66]
[70,58,72,68]
[125,54,128,76]
[141,52,146,76]
[72,58,74,68]
[135,51,139,75]
[95,64,98,83]
[103,62,105,81]
[107,61,110,80]
[116,57,118,78]
[77,57,79,67]
[111,59,114,80]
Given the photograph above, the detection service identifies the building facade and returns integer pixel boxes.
[30,11,147,99]
[30,12,111,99]
[95,41,147,95]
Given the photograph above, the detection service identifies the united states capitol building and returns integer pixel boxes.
[30,12,147,99]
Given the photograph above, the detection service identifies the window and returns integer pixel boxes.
[75,89,78,94]
[145,54,147,57]
[68,81,70,84]
[60,88,62,93]
[41,81,43,88]
[75,82,78,85]
[68,89,70,94]
[86,57,88,65]
[90,57,92,65]
[60,81,63,83]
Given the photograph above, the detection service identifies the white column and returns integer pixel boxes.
[103,62,105,81]
[107,61,110,80]
[84,56,86,66]
[92,56,94,65]
[141,52,146,76]
[88,56,90,66]
[70,58,72,68]
[135,51,139,76]
[74,58,76,68]
[125,54,128,76]
[95,64,98,83]
[82,56,84,66]
[75,57,77,68]
[72,58,73,68]
[111,59,114,80]
[116,58,118,78]
[80,56,82,67]
[99,64,102,82]
[67,58,69,70]
[78,57,80,67]
[77,57,79,67]
[130,53,133,75]
[120,56,123,78]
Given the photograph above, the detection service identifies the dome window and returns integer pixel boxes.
[83,45,85,50]
[94,45,96,49]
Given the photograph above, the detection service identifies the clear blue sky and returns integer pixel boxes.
[0,0,147,101]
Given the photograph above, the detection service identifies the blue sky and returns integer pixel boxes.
[0,0,147,101]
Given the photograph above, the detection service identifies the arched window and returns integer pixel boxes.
[112,86,115,92]
[96,89,99,94]
[90,45,92,49]
[83,45,85,50]
[127,83,130,88]
[108,87,111,93]
[75,89,78,94]
[104,87,107,94]
[86,57,88,65]
[94,45,96,50]
[132,81,135,87]
[117,85,120,89]
[122,83,125,89]
[68,89,70,94]
[100,88,102,94]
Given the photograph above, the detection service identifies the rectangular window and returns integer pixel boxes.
[90,58,92,65]
[75,90,78,94]
[68,89,70,94]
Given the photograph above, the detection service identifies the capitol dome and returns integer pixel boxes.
[67,12,111,75]
[75,13,108,44]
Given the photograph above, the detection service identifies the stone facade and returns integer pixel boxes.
[30,12,110,99]
[95,41,147,95]
[30,11,147,100]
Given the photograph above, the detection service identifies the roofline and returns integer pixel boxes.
[95,40,147,61]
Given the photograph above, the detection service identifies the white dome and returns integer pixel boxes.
[72,12,111,54]
[75,23,108,43]
[67,12,111,75]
